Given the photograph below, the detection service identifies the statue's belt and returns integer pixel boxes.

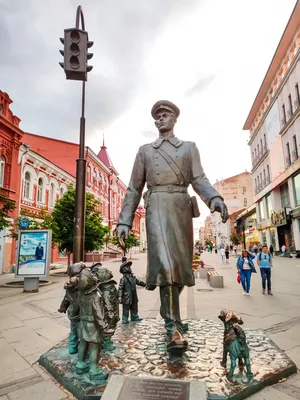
[143,185,187,208]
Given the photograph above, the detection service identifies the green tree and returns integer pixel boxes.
[111,232,140,258]
[0,195,16,231]
[230,233,242,246]
[49,186,109,265]
[10,209,51,240]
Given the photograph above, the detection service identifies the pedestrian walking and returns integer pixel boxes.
[253,244,258,255]
[257,245,273,295]
[220,247,225,264]
[248,245,253,253]
[230,244,233,253]
[269,245,274,257]
[225,246,230,264]
[233,245,237,255]
[281,244,286,256]
[236,250,256,295]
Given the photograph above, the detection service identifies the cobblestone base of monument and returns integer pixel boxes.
[39,318,297,400]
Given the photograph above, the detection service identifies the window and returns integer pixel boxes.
[254,178,257,188]
[244,198,247,207]
[60,187,65,198]
[257,144,260,156]
[293,173,300,206]
[50,183,55,206]
[280,182,290,208]
[282,104,287,124]
[254,148,257,158]
[24,172,31,199]
[242,187,246,194]
[252,151,254,161]
[0,156,4,187]
[259,200,265,221]
[266,195,272,219]
[260,139,263,154]
[295,83,300,107]
[37,178,44,203]
[267,165,270,181]
[286,143,291,166]
[288,94,293,117]
[292,135,298,161]
[264,134,267,148]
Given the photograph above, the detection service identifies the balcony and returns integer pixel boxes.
[252,145,268,170]
[255,175,271,195]
[292,149,299,163]
[286,155,292,168]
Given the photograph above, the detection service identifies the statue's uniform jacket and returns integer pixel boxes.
[118,136,222,288]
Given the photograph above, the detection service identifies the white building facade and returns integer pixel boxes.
[244,6,300,252]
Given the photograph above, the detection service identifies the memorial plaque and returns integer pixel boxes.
[118,377,189,400]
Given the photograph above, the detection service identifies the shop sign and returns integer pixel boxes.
[291,206,300,219]
[270,209,286,227]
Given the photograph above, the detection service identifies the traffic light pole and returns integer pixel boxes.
[73,79,87,263]
[60,5,93,263]
[73,6,86,263]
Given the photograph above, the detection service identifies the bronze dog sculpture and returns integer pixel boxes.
[218,310,253,381]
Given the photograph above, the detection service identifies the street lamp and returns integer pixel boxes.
[59,6,93,263]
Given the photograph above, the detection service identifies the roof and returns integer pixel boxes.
[97,144,114,169]
[243,1,300,130]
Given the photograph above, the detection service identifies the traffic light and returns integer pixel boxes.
[59,28,93,81]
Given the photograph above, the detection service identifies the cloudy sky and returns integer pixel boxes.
[0,0,297,226]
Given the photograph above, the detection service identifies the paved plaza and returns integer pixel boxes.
[0,252,300,399]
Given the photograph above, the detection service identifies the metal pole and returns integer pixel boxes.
[73,80,87,263]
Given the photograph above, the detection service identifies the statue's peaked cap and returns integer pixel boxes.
[151,100,180,119]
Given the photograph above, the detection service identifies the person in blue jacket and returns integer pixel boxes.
[236,250,256,296]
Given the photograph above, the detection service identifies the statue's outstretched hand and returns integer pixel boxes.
[210,197,229,223]
[116,225,130,247]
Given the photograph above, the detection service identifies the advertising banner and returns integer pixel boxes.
[16,230,52,277]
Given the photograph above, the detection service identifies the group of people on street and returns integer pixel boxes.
[236,245,273,296]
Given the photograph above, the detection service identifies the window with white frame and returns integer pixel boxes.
[37,177,44,203]
[50,183,55,206]
[0,156,4,187]
[24,171,31,199]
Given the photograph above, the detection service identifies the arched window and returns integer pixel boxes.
[60,187,65,198]
[37,177,44,203]
[0,156,5,187]
[24,171,31,199]
[50,183,55,206]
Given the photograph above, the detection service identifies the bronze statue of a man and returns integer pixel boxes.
[117,100,228,346]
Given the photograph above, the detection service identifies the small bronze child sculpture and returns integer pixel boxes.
[75,267,108,381]
[218,310,253,381]
[58,262,86,354]
[91,264,119,351]
[118,259,146,324]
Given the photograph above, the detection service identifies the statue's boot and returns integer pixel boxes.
[68,323,79,355]
[89,342,108,382]
[122,316,129,325]
[102,333,116,352]
[75,360,89,375]
[131,312,143,322]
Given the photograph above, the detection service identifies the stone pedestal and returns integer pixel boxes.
[199,269,208,279]
[210,275,224,288]
[39,319,296,400]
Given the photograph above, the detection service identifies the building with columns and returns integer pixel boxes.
[243,2,300,251]
[0,91,23,273]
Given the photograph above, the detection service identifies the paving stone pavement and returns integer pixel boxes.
[0,251,299,399]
